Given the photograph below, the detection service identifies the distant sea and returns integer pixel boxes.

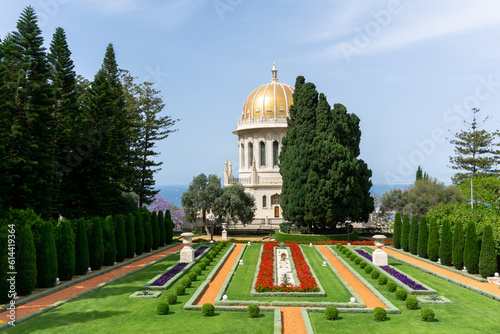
[158,183,410,207]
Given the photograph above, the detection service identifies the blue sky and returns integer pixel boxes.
[2,0,500,186]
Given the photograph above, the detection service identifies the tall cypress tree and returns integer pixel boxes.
[143,209,152,252]
[452,220,465,270]
[114,214,127,262]
[103,215,117,266]
[125,213,136,258]
[393,212,402,249]
[158,210,166,247]
[401,213,410,252]
[134,211,144,255]
[439,218,453,266]
[464,221,480,274]
[74,218,90,275]
[35,221,58,288]
[479,225,497,278]
[165,209,174,245]
[89,217,104,270]
[55,220,75,281]
[151,211,159,250]
[417,216,428,258]
[16,224,37,295]
[409,215,419,255]
[427,218,440,261]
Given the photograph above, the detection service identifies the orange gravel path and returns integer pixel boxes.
[0,244,184,324]
[281,307,307,334]
[381,246,500,297]
[317,245,387,309]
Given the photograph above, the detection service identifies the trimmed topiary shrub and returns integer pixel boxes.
[102,216,117,266]
[421,307,435,322]
[354,257,361,265]
[193,266,203,275]
[208,251,216,261]
[386,281,397,292]
[406,296,418,310]
[16,224,37,295]
[365,265,373,274]
[479,224,497,278]
[371,270,380,279]
[427,218,440,262]
[393,212,402,249]
[175,285,185,296]
[158,210,166,247]
[36,221,58,288]
[188,272,197,281]
[452,219,465,270]
[359,261,367,269]
[202,258,211,266]
[439,218,452,266]
[409,215,419,255]
[464,221,480,274]
[350,253,357,261]
[165,292,177,305]
[325,306,338,320]
[114,215,127,262]
[395,288,408,301]
[165,210,174,244]
[417,216,428,258]
[89,217,104,270]
[198,262,207,271]
[156,301,169,315]
[378,275,388,285]
[373,307,387,322]
[151,211,159,250]
[74,218,90,275]
[201,303,215,317]
[133,211,144,256]
[248,304,260,318]
[181,277,192,288]
[401,213,410,252]
[142,209,152,252]
[125,213,136,258]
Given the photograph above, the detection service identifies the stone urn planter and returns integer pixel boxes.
[180,232,195,263]
[372,234,388,266]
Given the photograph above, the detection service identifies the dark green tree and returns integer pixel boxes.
[158,210,166,247]
[125,213,136,258]
[134,211,144,255]
[102,216,117,266]
[55,220,75,281]
[427,218,440,262]
[88,217,104,270]
[16,224,37,295]
[151,211,159,250]
[479,225,497,278]
[409,215,419,255]
[213,184,256,235]
[464,221,480,274]
[35,221,58,288]
[439,218,453,266]
[393,212,402,249]
[452,220,465,270]
[114,214,127,262]
[165,210,174,245]
[401,214,410,252]
[417,216,428,258]
[74,218,90,275]
[142,209,152,252]
[416,166,423,181]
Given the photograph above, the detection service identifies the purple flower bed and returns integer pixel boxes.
[356,249,372,262]
[151,246,208,286]
[379,265,427,290]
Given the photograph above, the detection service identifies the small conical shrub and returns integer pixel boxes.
[115,215,127,262]
[55,220,75,281]
[165,210,174,245]
[125,213,136,258]
[103,216,117,266]
[452,220,465,270]
[479,225,497,278]
[134,211,144,256]
[36,221,58,288]
[464,221,480,274]
[151,211,159,250]
[143,209,152,252]
[393,212,402,249]
[417,216,428,258]
[409,215,419,255]
[427,218,440,262]
[89,217,104,270]
[439,218,452,266]
[158,210,166,247]
[17,224,37,295]
[401,213,410,252]
[74,218,90,275]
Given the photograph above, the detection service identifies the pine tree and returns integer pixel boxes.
[134,211,144,255]
[103,215,117,266]
[74,218,90,275]
[89,217,104,270]
[55,220,75,281]
[417,216,428,258]
[409,215,419,255]
[151,211,159,250]
[452,220,465,270]
[427,218,440,262]
[393,212,402,249]
[16,224,37,295]
[158,210,166,247]
[479,225,497,278]
[416,166,423,181]
[439,218,452,266]
[401,214,410,252]
[114,214,127,262]
[35,221,58,288]
[125,213,136,258]
[143,209,152,252]
[464,221,480,274]
[165,210,174,245]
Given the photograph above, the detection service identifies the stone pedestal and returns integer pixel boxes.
[222,223,228,241]
[180,232,195,263]
[372,234,388,266]
[487,277,500,285]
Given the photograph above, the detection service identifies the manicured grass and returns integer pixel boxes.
[7,245,274,334]
[224,244,351,302]
[309,246,500,333]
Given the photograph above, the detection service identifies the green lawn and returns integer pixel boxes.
[224,244,351,302]
[309,246,500,334]
[7,245,274,334]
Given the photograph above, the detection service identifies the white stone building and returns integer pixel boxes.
[224,63,294,224]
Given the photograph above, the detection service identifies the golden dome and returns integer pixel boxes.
[241,62,294,121]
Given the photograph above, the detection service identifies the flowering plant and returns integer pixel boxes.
[379,265,426,290]
[148,193,184,231]
[356,249,373,262]
[151,247,207,286]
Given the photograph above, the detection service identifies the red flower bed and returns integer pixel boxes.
[255,242,319,293]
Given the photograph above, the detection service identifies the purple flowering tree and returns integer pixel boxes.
[148,193,184,231]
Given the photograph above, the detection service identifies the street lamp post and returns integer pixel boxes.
[346,217,351,245]
[208,213,215,243]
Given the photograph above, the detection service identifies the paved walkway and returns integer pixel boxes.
[0,244,184,325]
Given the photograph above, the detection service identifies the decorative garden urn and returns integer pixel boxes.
[372,234,388,266]
[180,232,195,263]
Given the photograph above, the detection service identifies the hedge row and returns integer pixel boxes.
[274,230,358,243]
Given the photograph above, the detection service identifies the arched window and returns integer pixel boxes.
[262,195,267,208]
[273,140,279,166]
[271,194,280,206]
[260,141,266,166]
[249,142,253,166]
[241,143,245,169]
